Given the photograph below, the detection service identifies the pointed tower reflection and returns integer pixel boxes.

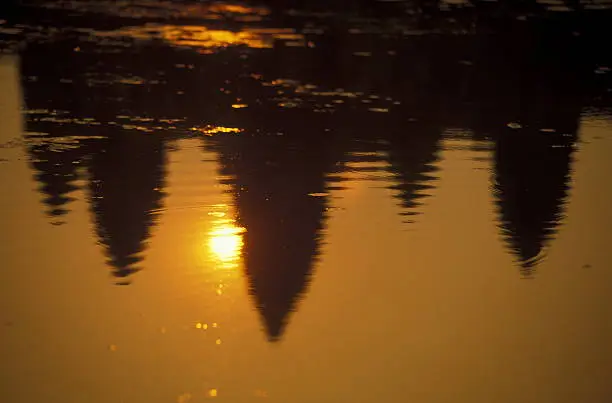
[23,118,99,222]
[464,23,586,275]
[25,140,87,221]
[386,122,443,222]
[88,129,167,284]
[19,41,92,223]
[493,124,578,275]
[486,70,582,274]
[206,129,337,341]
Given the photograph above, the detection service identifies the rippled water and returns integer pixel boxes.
[2,1,612,402]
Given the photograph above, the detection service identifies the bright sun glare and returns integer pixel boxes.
[208,223,245,266]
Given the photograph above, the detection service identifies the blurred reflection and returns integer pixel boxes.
[25,140,85,221]
[206,129,339,341]
[92,25,305,50]
[23,113,98,222]
[13,2,612,296]
[5,6,612,403]
[22,117,168,283]
[88,129,167,284]
[331,124,443,222]
[468,27,584,275]
[386,124,443,222]
[208,217,246,270]
[493,129,576,275]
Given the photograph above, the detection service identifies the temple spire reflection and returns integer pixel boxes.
[492,126,577,276]
[386,123,442,221]
[206,130,337,341]
[466,23,585,275]
[88,129,167,284]
[25,141,85,220]
[486,74,581,275]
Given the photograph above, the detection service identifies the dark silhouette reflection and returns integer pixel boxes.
[331,120,443,222]
[386,124,443,222]
[25,139,86,221]
[19,37,172,283]
[20,39,96,221]
[22,122,168,284]
[469,26,584,275]
[23,116,102,222]
[206,130,338,341]
[493,129,576,274]
[13,0,612,299]
[88,130,167,284]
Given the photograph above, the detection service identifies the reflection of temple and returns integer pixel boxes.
[22,121,168,283]
[88,129,167,283]
[493,128,576,274]
[20,39,170,282]
[25,139,87,220]
[16,4,610,294]
[386,123,442,221]
[20,42,88,221]
[206,130,338,341]
[330,116,444,221]
[470,26,584,275]
[490,95,580,274]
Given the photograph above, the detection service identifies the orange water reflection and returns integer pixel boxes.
[207,3,270,16]
[94,25,305,50]
[197,202,246,301]
[208,219,245,269]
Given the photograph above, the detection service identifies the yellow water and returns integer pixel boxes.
[2,1,612,399]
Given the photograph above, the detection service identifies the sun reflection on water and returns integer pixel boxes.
[92,25,305,50]
[208,222,245,267]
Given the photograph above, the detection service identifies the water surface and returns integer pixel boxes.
[2,2,612,402]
